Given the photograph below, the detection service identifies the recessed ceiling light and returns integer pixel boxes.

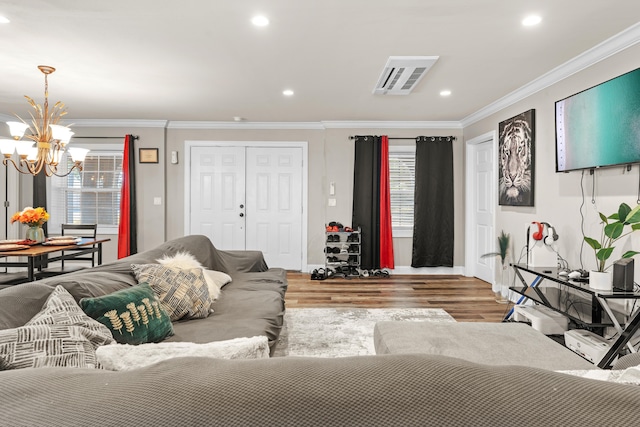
[251,15,269,27]
[0,16,10,24]
[282,89,294,96]
[440,90,452,97]
[233,116,246,122]
[522,15,542,26]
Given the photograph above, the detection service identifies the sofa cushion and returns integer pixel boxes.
[96,336,270,370]
[80,283,174,345]
[0,286,114,370]
[131,264,212,321]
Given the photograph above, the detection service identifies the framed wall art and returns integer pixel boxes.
[498,109,535,206]
[139,148,159,164]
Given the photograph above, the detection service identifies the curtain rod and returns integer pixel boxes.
[348,135,457,141]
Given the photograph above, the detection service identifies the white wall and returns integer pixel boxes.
[164,125,463,270]
[463,43,640,282]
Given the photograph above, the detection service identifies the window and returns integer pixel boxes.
[48,149,123,235]
[388,146,415,237]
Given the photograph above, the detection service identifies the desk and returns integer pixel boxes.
[0,238,110,282]
[507,264,640,369]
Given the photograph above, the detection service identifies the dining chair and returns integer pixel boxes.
[60,223,98,270]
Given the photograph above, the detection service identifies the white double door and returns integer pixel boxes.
[189,145,303,270]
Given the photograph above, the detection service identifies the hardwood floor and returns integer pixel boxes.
[285,272,509,323]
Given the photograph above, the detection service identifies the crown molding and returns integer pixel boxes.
[321,120,462,129]
[38,119,463,130]
[461,22,640,128]
[167,121,325,130]
[169,120,463,130]
[63,119,169,128]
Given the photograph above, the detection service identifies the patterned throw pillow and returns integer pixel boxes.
[0,286,115,370]
[80,283,174,345]
[131,264,212,321]
[156,251,228,301]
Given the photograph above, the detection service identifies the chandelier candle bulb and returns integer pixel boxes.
[6,121,29,139]
[15,141,34,157]
[0,139,17,156]
[68,147,89,163]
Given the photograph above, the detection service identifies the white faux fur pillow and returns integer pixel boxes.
[157,251,231,301]
[96,336,269,371]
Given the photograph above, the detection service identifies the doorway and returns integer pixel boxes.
[185,141,307,271]
[465,131,497,283]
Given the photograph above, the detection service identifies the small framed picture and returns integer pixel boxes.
[139,148,159,164]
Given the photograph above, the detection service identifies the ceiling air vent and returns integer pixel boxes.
[373,56,439,95]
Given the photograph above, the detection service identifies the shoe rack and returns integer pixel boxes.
[325,225,360,276]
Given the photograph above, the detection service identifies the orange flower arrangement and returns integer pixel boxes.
[10,206,50,227]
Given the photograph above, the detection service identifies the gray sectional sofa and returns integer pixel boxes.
[0,235,288,351]
[2,235,640,426]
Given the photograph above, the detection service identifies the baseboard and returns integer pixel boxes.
[306,264,465,275]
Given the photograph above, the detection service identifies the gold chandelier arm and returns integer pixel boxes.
[49,161,83,178]
[3,157,40,175]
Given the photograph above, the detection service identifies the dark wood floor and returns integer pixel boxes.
[285,272,510,323]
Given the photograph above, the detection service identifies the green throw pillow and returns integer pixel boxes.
[80,283,174,345]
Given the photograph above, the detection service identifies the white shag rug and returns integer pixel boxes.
[272,308,454,358]
[97,336,270,370]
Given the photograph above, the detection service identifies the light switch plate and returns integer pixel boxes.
[153,197,162,205]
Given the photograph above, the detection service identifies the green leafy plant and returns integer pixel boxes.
[481,230,511,267]
[584,203,640,272]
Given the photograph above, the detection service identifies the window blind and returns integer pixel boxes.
[49,151,123,234]
[388,148,416,230]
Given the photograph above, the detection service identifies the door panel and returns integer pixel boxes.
[246,147,302,270]
[474,142,494,283]
[190,146,246,250]
[189,145,303,270]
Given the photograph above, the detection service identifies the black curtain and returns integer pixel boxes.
[352,135,380,270]
[33,170,48,235]
[411,136,454,267]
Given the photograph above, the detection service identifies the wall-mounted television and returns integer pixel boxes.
[555,67,640,172]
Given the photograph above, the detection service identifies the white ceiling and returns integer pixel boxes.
[0,1,639,125]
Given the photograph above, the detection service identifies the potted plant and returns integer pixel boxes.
[584,202,640,290]
[482,230,511,303]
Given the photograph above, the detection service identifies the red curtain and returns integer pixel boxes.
[379,136,395,269]
[117,135,137,258]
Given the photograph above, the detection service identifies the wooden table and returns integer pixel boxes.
[0,238,110,282]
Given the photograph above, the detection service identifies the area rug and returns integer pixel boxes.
[272,308,454,358]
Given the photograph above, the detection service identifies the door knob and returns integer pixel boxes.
[239,213,244,217]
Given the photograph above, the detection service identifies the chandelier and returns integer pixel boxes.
[0,65,89,177]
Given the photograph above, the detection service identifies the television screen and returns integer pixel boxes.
[555,67,640,172]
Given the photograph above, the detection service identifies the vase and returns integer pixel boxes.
[25,225,45,243]
[589,270,612,291]
[495,264,511,304]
